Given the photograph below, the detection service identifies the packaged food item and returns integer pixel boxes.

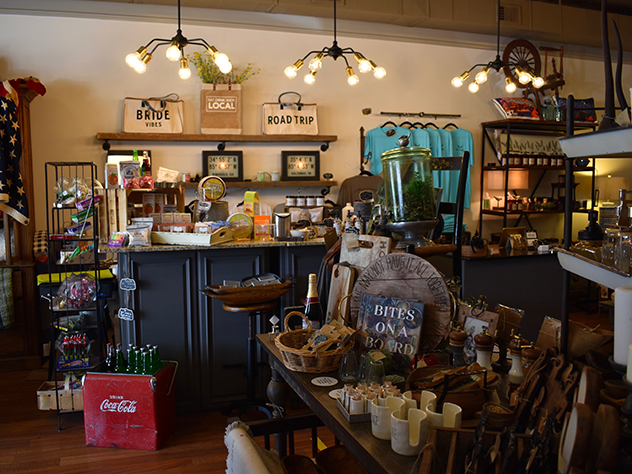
[75,195,101,211]
[254,215,271,241]
[162,213,174,224]
[105,163,120,189]
[119,161,141,189]
[142,194,155,215]
[154,194,163,213]
[108,232,128,248]
[126,223,152,247]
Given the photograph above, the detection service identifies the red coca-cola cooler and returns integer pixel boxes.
[83,362,177,450]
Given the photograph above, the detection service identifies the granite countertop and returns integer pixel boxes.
[101,237,326,253]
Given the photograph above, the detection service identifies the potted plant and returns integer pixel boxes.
[189,51,260,135]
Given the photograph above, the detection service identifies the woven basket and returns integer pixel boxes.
[275,311,354,373]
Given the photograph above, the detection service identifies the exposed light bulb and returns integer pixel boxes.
[373,66,386,79]
[133,53,152,74]
[451,71,469,88]
[304,71,317,85]
[284,66,298,79]
[126,46,146,69]
[166,41,181,62]
[208,46,232,74]
[505,77,517,93]
[354,53,371,74]
[179,58,191,80]
[308,53,324,72]
[468,81,479,93]
[532,76,545,88]
[475,67,489,84]
[517,67,531,85]
[346,67,359,86]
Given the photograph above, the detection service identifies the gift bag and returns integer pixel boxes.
[123,93,183,133]
[201,83,242,135]
[262,91,318,135]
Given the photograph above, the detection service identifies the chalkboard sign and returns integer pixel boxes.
[118,307,134,321]
[119,278,137,291]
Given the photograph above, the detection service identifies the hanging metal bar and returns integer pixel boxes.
[380,111,461,120]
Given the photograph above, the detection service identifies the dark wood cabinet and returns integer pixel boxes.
[118,242,326,412]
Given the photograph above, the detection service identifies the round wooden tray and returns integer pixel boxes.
[201,279,293,306]
[350,253,452,351]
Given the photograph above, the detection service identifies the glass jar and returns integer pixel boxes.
[286,195,296,207]
[306,195,316,206]
[296,195,306,206]
[381,146,436,223]
[316,195,324,206]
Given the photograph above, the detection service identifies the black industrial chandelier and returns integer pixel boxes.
[451,0,543,93]
[284,0,385,86]
[125,0,232,80]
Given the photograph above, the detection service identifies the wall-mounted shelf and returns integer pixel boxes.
[180,180,337,189]
[96,132,338,152]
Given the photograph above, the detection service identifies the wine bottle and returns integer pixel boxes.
[303,273,323,330]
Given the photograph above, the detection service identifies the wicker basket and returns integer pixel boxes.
[275,312,354,373]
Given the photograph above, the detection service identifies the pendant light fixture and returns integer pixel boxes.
[125,0,232,80]
[284,0,385,86]
[451,0,543,93]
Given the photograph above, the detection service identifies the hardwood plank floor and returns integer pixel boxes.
[0,368,334,473]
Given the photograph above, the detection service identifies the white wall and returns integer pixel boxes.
[0,8,629,240]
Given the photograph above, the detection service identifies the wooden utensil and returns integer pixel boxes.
[325,263,356,325]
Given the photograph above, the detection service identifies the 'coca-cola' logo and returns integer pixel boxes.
[100,398,138,413]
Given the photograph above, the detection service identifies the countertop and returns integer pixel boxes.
[102,237,327,253]
[461,243,557,260]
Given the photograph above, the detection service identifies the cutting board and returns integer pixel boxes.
[326,263,356,325]
[349,252,452,351]
[339,234,392,272]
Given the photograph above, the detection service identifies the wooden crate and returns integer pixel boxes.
[37,381,83,411]
[419,427,532,474]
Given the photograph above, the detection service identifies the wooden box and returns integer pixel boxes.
[37,381,83,411]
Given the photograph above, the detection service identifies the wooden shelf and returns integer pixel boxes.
[180,180,337,189]
[96,132,337,147]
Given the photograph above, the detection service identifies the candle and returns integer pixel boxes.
[614,286,632,366]
[628,344,632,383]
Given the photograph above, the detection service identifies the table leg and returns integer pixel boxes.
[266,365,293,457]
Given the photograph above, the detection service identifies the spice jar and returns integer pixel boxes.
[316,195,324,206]
[286,195,296,207]
[306,195,316,206]
[296,195,306,206]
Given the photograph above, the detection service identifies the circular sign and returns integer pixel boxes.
[227,213,253,240]
[350,253,452,352]
[198,176,226,202]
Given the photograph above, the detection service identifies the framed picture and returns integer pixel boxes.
[202,151,243,182]
[281,151,320,181]
[456,303,500,364]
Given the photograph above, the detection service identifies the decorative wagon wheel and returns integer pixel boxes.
[502,39,542,89]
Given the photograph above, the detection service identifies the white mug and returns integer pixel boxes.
[271,171,280,181]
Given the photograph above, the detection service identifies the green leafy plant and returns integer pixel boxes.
[189,51,260,84]
[398,172,436,222]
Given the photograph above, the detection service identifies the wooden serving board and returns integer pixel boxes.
[339,234,392,272]
[326,263,356,325]
[350,253,452,352]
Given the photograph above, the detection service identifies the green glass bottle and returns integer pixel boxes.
[115,346,126,373]
[141,350,149,375]
[152,345,162,371]
[126,345,136,374]
[134,350,142,374]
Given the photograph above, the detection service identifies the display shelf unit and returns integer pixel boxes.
[44,162,105,430]
[96,132,338,152]
[479,119,597,230]
[558,96,632,356]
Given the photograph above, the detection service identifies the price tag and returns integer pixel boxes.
[118,308,134,321]
[119,278,137,291]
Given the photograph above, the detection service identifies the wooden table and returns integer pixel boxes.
[257,334,419,474]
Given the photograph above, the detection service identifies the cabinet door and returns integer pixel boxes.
[118,251,200,413]
[197,248,267,410]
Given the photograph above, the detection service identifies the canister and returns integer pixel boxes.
[296,195,306,206]
[306,195,316,206]
[286,195,296,206]
[381,146,436,223]
[316,195,324,206]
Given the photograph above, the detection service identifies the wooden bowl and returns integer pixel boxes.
[201,279,293,306]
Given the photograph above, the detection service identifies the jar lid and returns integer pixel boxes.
[198,176,226,202]
[380,146,431,161]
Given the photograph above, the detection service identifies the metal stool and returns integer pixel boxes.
[221,301,274,418]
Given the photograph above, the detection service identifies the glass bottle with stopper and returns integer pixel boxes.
[474,328,494,371]
[449,325,467,366]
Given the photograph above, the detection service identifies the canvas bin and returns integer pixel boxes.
[123,93,184,133]
[262,91,318,135]
[83,361,177,450]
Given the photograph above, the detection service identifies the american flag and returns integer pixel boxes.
[0,81,28,225]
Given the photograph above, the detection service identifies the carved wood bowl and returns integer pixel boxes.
[201,279,293,306]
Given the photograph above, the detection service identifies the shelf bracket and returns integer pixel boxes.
[101,139,111,151]
[217,142,226,151]
[320,142,330,152]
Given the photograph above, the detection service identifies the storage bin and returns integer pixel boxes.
[37,381,83,411]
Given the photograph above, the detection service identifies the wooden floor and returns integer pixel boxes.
[0,301,608,473]
[0,367,335,473]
